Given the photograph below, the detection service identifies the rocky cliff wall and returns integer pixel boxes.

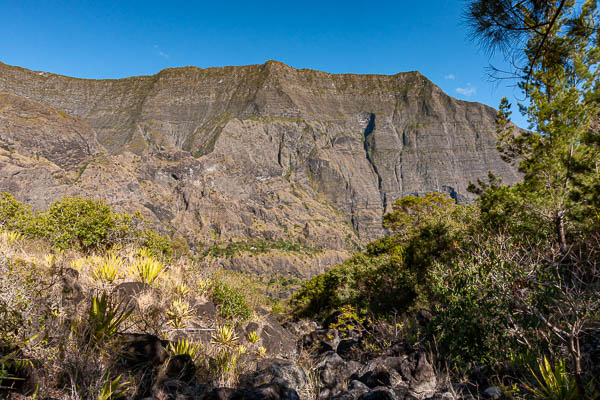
[0,60,520,276]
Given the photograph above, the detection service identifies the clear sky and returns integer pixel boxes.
[1,0,528,127]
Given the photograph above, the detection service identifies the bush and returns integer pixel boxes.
[171,236,191,259]
[0,193,173,255]
[0,193,29,231]
[35,198,128,251]
[138,229,173,260]
[291,252,419,318]
[211,281,252,320]
[427,254,523,370]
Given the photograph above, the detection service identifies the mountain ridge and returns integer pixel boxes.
[0,60,520,276]
[0,59,432,82]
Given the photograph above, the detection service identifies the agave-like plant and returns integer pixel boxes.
[522,356,579,400]
[197,277,212,295]
[129,255,166,285]
[247,331,260,344]
[166,298,192,329]
[168,338,203,362]
[92,253,123,283]
[0,346,34,390]
[212,348,240,375]
[256,345,267,358]
[97,373,129,400]
[0,230,22,246]
[211,324,239,348]
[87,292,132,344]
[176,283,190,297]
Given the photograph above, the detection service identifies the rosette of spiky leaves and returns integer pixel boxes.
[129,254,166,285]
[166,298,192,329]
[86,292,132,344]
[0,344,34,390]
[256,346,267,358]
[211,348,240,376]
[0,230,22,246]
[97,373,129,400]
[168,338,203,363]
[176,283,190,297]
[522,357,579,400]
[247,331,260,344]
[92,253,123,283]
[211,324,238,348]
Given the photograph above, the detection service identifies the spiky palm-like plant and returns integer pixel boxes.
[522,357,579,400]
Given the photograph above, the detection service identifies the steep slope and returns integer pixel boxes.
[0,60,520,276]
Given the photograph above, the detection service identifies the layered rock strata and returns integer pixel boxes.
[0,60,520,276]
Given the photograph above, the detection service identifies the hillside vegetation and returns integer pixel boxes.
[1,1,600,398]
[292,1,600,395]
[0,195,312,399]
[1,170,598,399]
[293,184,600,397]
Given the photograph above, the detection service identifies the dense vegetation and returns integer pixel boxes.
[0,196,287,398]
[201,238,322,259]
[293,178,599,397]
[0,194,172,257]
[1,1,599,398]
[294,1,600,398]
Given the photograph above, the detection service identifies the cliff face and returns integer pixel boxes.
[0,60,520,276]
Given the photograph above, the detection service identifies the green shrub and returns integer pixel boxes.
[0,193,30,231]
[171,236,190,259]
[211,281,252,320]
[427,255,521,369]
[202,238,321,258]
[138,229,173,260]
[0,193,173,255]
[36,198,124,251]
[291,251,419,318]
[292,193,468,319]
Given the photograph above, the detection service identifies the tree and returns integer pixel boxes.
[466,0,570,83]
[470,0,600,250]
[466,0,600,394]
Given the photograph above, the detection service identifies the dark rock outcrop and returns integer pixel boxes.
[120,333,169,369]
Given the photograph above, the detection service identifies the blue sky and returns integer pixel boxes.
[1,0,528,127]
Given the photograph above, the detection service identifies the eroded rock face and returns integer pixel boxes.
[0,60,520,276]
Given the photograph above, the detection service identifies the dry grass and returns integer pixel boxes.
[0,229,298,397]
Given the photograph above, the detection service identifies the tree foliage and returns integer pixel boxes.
[294,3,600,392]
[0,193,173,256]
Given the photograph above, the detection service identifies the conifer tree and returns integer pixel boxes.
[469,0,600,250]
[467,1,600,391]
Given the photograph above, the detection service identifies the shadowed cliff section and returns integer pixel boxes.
[0,60,520,276]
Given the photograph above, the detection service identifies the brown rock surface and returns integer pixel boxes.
[0,60,520,276]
